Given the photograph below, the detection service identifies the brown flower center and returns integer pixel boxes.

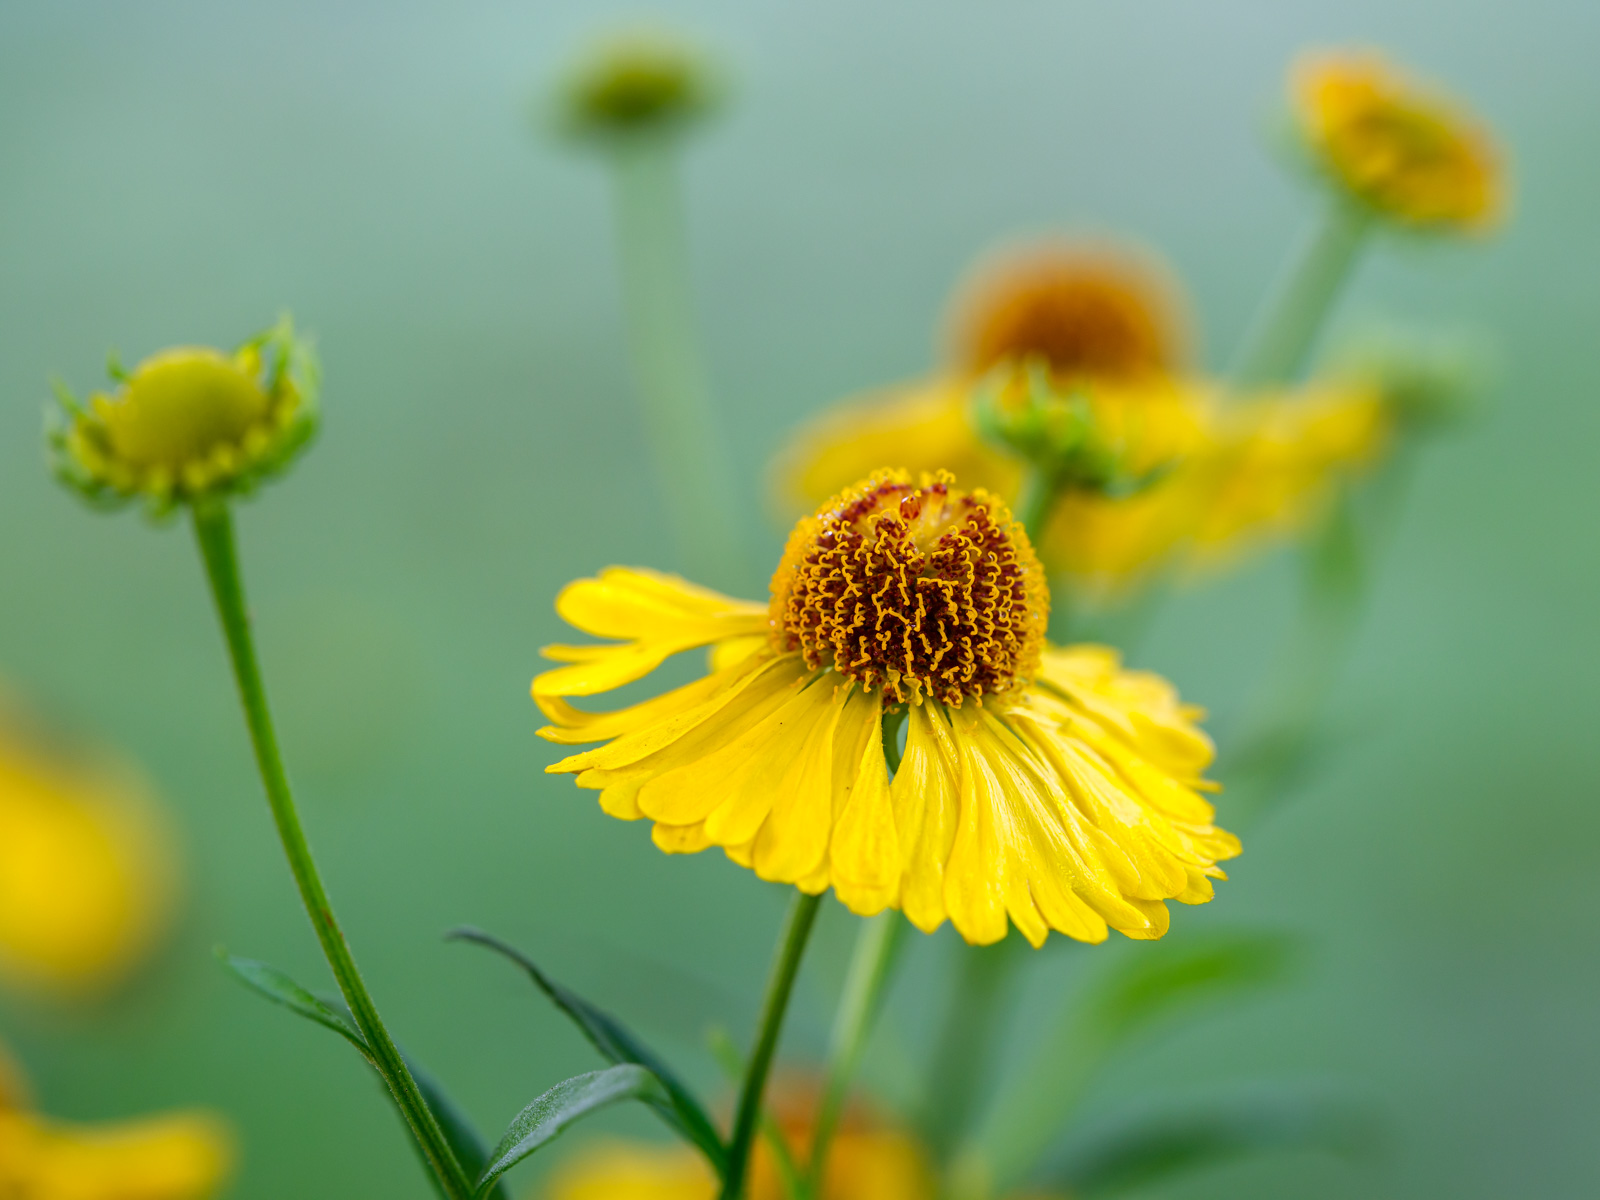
[769,472,1048,706]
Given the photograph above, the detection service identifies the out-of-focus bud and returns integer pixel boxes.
[555,30,723,144]
[1332,328,1490,434]
[971,358,1173,497]
[48,317,317,517]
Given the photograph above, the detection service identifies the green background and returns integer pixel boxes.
[2,1,1596,1196]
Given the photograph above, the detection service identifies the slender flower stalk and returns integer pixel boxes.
[1232,199,1372,389]
[807,715,910,1193]
[722,892,824,1200]
[609,136,743,587]
[191,502,472,1200]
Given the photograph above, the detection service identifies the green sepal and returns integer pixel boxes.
[1054,1088,1381,1196]
[449,927,728,1175]
[217,950,372,1060]
[475,1065,667,1196]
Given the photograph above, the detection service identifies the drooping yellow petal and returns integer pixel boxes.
[825,688,899,916]
[891,703,961,934]
[535,568,769,698]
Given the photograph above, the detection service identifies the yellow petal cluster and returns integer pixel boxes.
[1292,49,1504,232]
[53,321,316,510]
[0,711,175,995]
[0,1040,232,1200]
[535,474,1237,946]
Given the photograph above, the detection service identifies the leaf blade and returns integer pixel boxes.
[449,927,727,1173]
[218,951,371,1059]
[476,1065,666,1196]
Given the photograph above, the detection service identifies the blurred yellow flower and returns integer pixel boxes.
[774,238,1183,518]
[547,1085,932,1200]
[0,1040,232,1200]
[557,30,722,141]
[51,319,317,512]
[1291,49,1504,232]
[775,240,1386,592]
[1037,379,1389,591]
[535,471,1237,947]
[0,710,175,995]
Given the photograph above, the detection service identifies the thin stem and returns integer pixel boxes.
[191,502,472,1200]
[1014,464,1060,549]
[917,937,1025,1162]
[807,710,910,1191]
[720,890,824,1200]
[610,135,742,590]
[1232,199,1373,389]
[809,913,906,1191]
[1224,447,1418,822]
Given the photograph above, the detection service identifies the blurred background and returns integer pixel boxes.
[1,0,1597,1196]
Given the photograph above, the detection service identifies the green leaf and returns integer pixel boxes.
[1084,931,1298,1047]
[218,951,371,1060]
[408,1060,512,1200]
[449,927,727,1174]
[475,1065,666,1196]
[1057,1089,1381,1196]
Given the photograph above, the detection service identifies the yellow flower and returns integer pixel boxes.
[1291,49,1504,232]
[1187,381,1390,568]
[0,709,175,995]
[1037,379,1389,590]
[774,239,1183,518]
[51,318,317,513]
[0,1040,232,1200]
[535,471,1237,947]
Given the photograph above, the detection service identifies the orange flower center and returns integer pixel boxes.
[769,472,1048,706]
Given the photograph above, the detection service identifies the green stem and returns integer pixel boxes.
[918,937,1025,1162]
[720,890,824,1200]
[610,135,742,589]
[191,502,472,1200]
[1014,464,1060,549]
[1232,199,1373,388]
[807,710,910,1192]
[1224,447,1417,822]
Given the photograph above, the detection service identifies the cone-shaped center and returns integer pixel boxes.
[770,472,1048,706]
[101,349,268,470]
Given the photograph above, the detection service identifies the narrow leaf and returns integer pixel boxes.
[1058,1089,1381,1196]
[449,927,727,1173]
[476,1065,665,1195]
[219,952,371,1060]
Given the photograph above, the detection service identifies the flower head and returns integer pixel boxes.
[535,470,1238,946]
[557,30,722,142]
[0,702,176,995]
[50,318,317,515]
[1291,49,1504,232]
[948,239,1186,381]
[0,1039,232,1200]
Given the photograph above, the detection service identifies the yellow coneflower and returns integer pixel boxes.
[0,1039,232,1200]
[1291,49,1504,233]
[0,711,175,996]
[775,239,1184,517]
[50,318,317,514]
[536,470,1237,947]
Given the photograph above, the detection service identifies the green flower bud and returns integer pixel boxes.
[48,317,318,516]
[554,30,722,143]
